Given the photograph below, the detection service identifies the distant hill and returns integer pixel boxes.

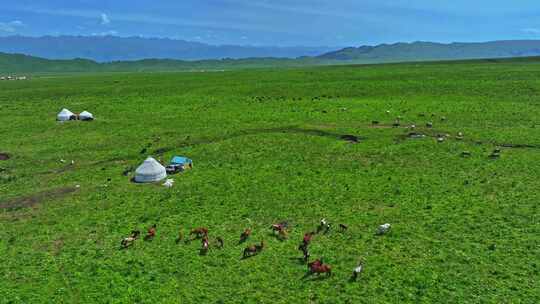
[3,51,540,74]
[318,41,540,61]
[0,52,332,73]
[0,36,337,62]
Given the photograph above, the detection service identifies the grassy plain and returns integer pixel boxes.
[1,59,539,303]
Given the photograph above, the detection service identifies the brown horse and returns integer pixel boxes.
[307,258,323,271]
[190,227,209,239]
[308,260,332,277]
[243,241,265,258]
[311,264,332,277]
[302,232,314,246]
[239,228,251,243]
[144,224,157,241]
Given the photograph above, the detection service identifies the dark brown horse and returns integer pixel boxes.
[239,228,251,243]
[298,243,310,262]
[302,232,314,246]
[243,241,265,258]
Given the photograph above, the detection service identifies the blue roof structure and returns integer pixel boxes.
[171,156,193,165]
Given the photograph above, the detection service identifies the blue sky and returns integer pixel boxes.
[1,0,540,46]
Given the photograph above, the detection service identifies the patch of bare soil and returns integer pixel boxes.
[51,239,64,255]
[0,186,78,210]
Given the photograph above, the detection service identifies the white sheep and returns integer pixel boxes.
[377,223,391,235]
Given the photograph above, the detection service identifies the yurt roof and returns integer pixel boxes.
[136,157,166,175]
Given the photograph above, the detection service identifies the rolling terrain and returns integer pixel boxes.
[1,59,539,303]
[319,40,540,61]
[0,36,337,62]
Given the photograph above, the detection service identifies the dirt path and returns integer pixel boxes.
[0,186,79,210]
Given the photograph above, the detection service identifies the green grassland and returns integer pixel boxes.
[1,59,540,303]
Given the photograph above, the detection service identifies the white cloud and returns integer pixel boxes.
[92,30,118,36]
[0,20,25,33]
[522,28,540,35]
[100,13,110,25]
[16,7,295,35]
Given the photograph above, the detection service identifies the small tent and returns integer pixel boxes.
[134,157,167,183]
[79,111,94,121]
[171,156,193,169]
[57,108,75,121]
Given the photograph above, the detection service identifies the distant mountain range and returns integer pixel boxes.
[0,52,332,73]
[319,40,540,61]
[0,36,337,62]
[3,38,540,73]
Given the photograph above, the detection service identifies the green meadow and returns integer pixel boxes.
[1,59,539,303]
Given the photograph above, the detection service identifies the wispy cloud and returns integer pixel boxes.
[92,30,118,36]
[100,13,110,25]
[0,20,25,33]
[13,6,303,35]
[522,28,540,35]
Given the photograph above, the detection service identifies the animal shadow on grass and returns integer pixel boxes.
[288,257,307,265]
[268,232,288,242]
[301,272,330,281]
[348,275,360,283]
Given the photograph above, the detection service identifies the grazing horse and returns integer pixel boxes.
[243,241,265,258]
[120,230,140,249]
[175,231,184,244]
[307,258,323,271]
[307,260,332,277]
[351,262,364,281]
[339,224,348,232]
[215,237,224,249]
[200,236,210,255]
[298,243,310,262]
[302,232,314,246]
[270,223,288,240]
[317,219,331,234]
[239,228,251,243]
[190,227,209,239]
[144,224,157,241]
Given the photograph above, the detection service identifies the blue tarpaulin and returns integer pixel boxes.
[171,156,193,165]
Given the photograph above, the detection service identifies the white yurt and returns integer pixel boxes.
[57,108,75,121]
[79,110,94,121]
[134,157,167,183]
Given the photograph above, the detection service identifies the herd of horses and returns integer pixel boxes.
[120,219,370,280]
